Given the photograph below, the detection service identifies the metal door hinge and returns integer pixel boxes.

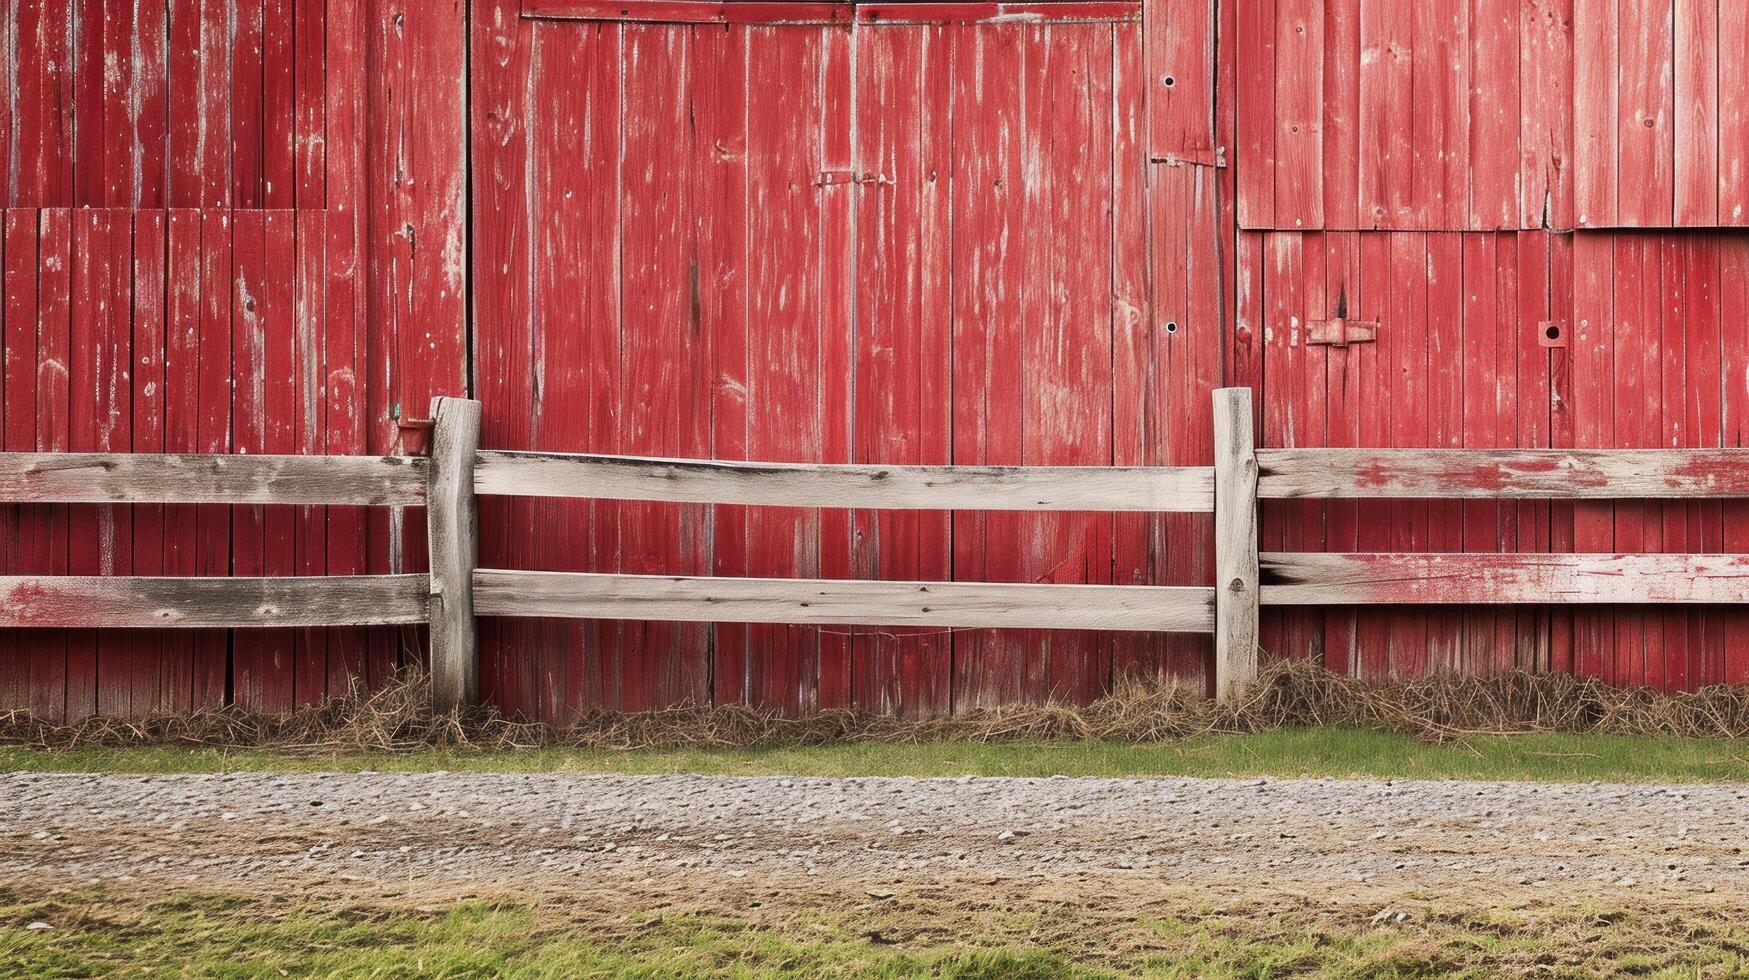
[1307,317,1378,347]
[1150,146,1227,169]
[815,170,893,187]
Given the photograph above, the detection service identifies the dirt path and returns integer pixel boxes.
[4,772,1747,909]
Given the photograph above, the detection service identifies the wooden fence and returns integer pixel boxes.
[8,388,1749,714]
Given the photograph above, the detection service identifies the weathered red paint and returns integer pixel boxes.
[5,1,1749,719]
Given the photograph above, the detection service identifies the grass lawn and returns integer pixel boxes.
[5,726,1749,782]
[3,885,1744,979]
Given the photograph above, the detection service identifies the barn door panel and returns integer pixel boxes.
[1243,230,1566,679]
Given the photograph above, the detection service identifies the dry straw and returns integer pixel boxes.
[6,658,1749,754]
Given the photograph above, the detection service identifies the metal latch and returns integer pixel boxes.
[1150,146,1227,169]
[815,170,894,188]
[1307,317,1378,347]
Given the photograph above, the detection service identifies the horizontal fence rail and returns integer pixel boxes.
[473,570,1217,633]
[0,575,431,629]
[474,450,1215,512]
[1260,553,1749,606]
[1258,448,1749,499]
[0,451,428,505]
[17,388,1749,717]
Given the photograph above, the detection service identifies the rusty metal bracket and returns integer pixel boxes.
[1307,317,1378,348]
[1537,319,1569,348]
[1150,146,1227,169]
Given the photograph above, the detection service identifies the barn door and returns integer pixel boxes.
[1240,231,1570,679]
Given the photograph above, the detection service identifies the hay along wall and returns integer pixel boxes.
[5,0,1749,723]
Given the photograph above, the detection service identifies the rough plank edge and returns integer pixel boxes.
[1213,388,1260,702]
[474,450,1216,512]
[857,3,1141,24]
[0,574,431,628]
[1260,552,1749,605]
[1258,448,1749,499]
[473,570,1217,633]
[520,0,853,24]
[427,397,483,711]
[0,451,428,505]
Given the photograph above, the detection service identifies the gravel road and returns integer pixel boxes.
[4,772,1748,908]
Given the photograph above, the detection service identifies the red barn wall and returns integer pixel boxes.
[0,1,466,721]
[5,0,1749,720]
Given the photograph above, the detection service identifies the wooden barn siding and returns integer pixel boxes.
[8,0,1749,720]
[0,2,466,721]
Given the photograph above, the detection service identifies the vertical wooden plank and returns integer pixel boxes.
[1546,231,1575,674]
[29,211,73,717]
[1319,231,1361,674]
[1616,0,1674,227]
[1410,1,1467,229]
[323,0,372,696]
[1717,2,1748,224]
[231,0,264,207]
[98,0,143,205]
[1424,233,1465,672]
[293,0,326,207]
[193,209,231,707]
[1146,0,1215,155]
[1257,232,1301,659]
[952,25,1027,708]
[1235,0,1275,227]
[1570,233,1614,679]
[261,0,296,207]
[68,209,127,719]
[162,208,202,712]
[1386,231,1427,674]
[1352,231,1391,677]
[692,24,749,710]
[1459,233,1500,673]
[71,0,105,205]
[2,213,36,712]
[1720,237,1749,682]
[1572,0,1617,227]
[13,0,76,204]
[132,0,169,207]
[1673,0,1717,225]
[1521,0,1574,229]
[1357,0,1411,227]
[1273,0,1322,229]
[229,209,269,711]
[817,22,855,712]
[851,25,952,717]
[1468,0,1518,229]
[124,211,169,715]
[1321,0,1359,229]
[263,212,299,705]
[428,396,480,711]
[1213,387,1258,700]
[292,210,328,706]
[617,24,712,711]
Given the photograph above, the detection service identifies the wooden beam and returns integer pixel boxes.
[427,397,483,711]
[0,574,430,628]
[473,450,1215,512]
[0,451,427,505]
[1213,388,1260,701]
[473,570,1217,633]
[1261,552,1749,605]
[1258,448,1749,499]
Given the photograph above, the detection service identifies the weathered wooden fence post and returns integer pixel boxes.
[427,396,482,711]
[1212,387,1259,700]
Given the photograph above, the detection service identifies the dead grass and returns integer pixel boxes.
[9,658,1749,754]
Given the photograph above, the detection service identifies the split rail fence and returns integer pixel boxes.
[7,389,1749,711]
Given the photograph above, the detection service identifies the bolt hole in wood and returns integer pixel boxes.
[1163,75,1175,87]
[1165,321,1178,334]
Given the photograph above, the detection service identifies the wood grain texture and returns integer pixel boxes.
[1262,553,1749,606]
[427,397,482,710]
[0,575,430,628]
[1257,449,1749,499]
[476,451,1214,512]
[474,570,1216,633]
[0,452,427,505]
[1212,387,1258,700]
